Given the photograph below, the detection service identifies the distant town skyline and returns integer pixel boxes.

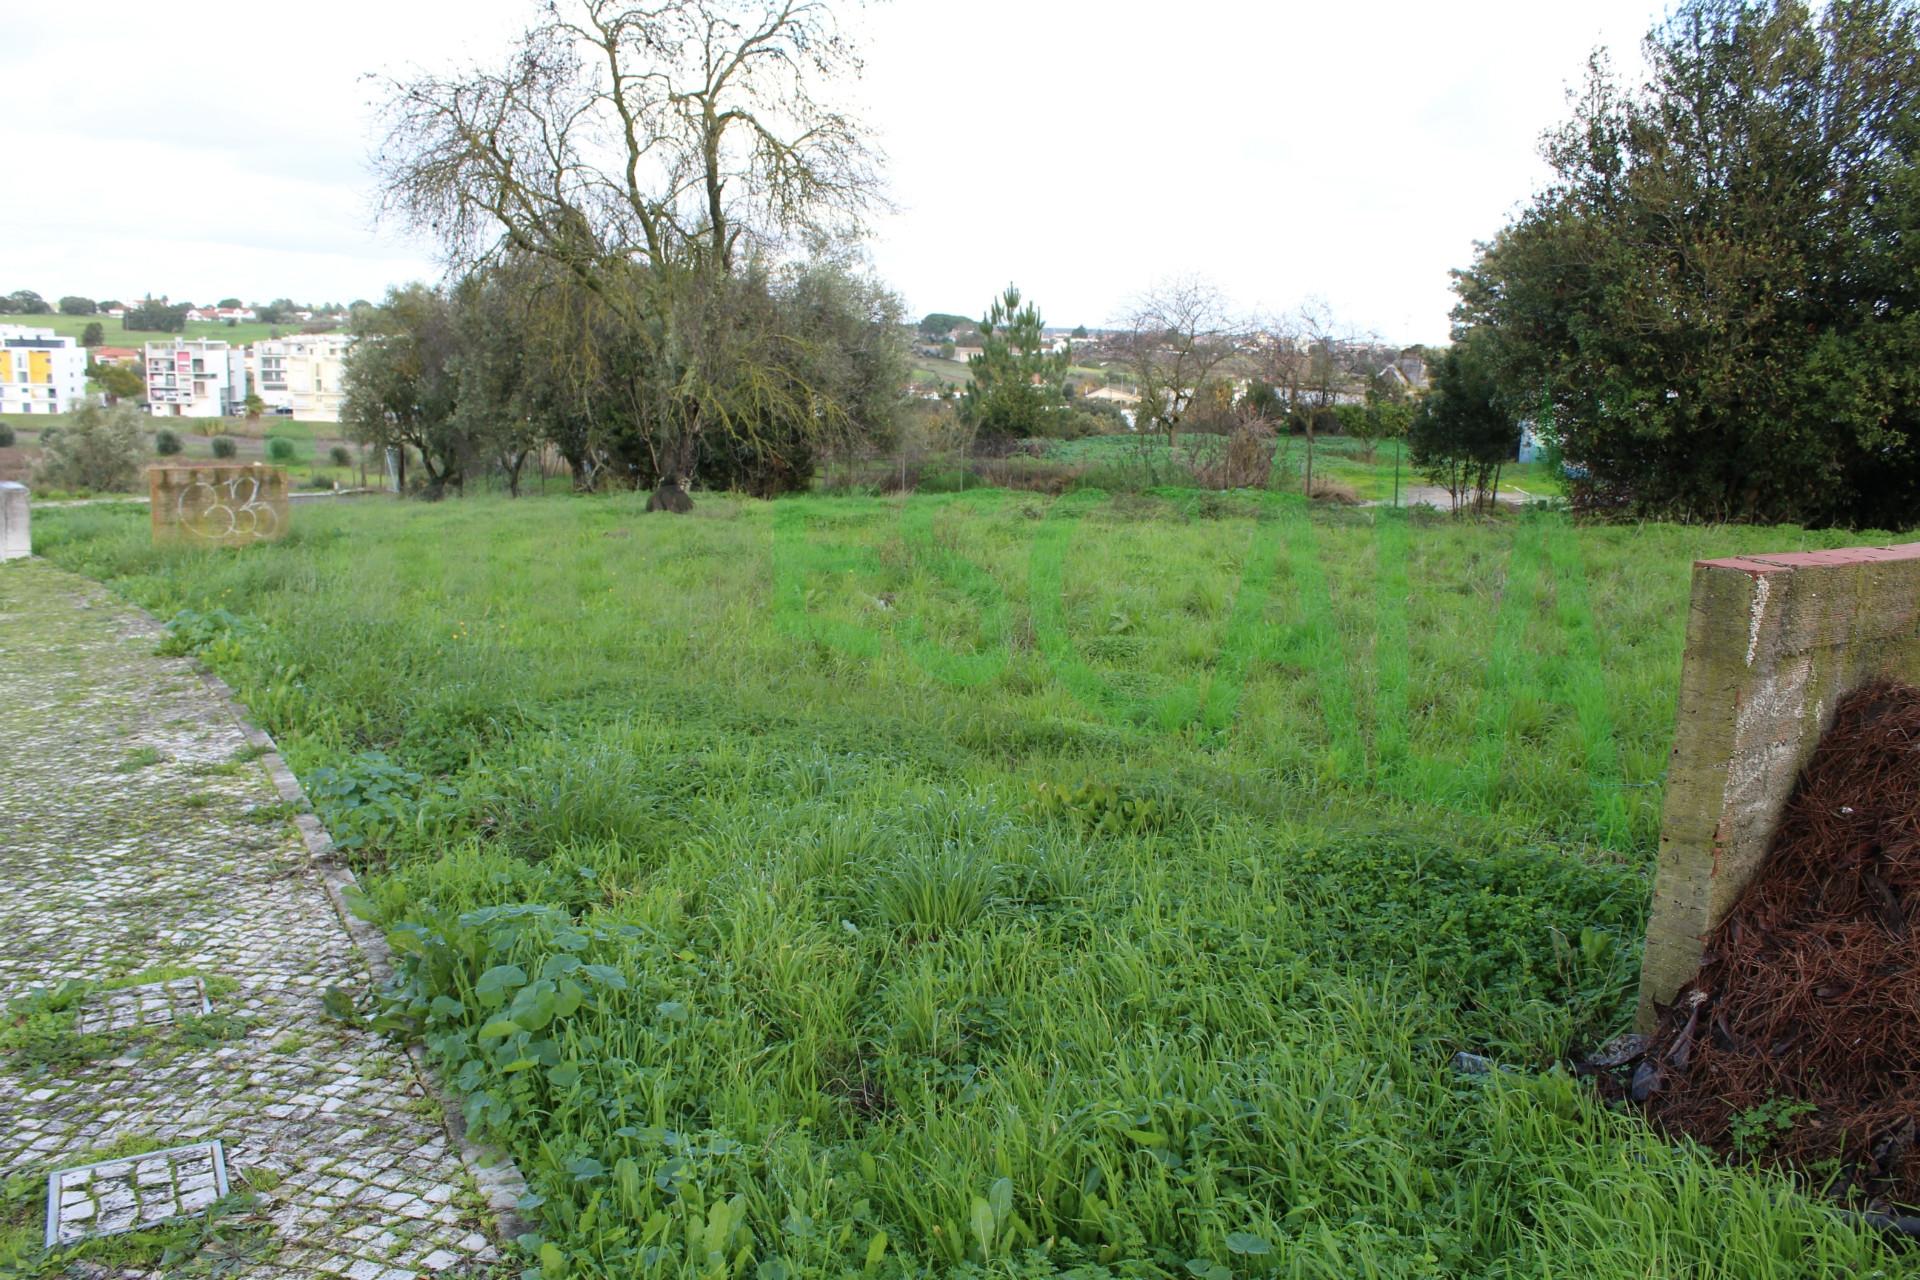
[3,1,1665,346]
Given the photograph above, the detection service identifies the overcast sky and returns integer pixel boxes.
[2,1,1665,345]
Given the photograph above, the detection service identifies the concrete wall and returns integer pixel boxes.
[148,464,289,546]
[0,482,26,560]
[1637,542,1920,1028]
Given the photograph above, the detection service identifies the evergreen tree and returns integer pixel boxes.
[959,286,1069,450]
[1408,337,1520,511]
[1456,0,1920,525]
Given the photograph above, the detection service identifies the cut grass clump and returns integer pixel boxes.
[869,844,1002,938]
[113,746,163,773]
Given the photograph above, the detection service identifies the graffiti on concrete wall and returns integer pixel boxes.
[174,471,282,541]
[149,464,289,546]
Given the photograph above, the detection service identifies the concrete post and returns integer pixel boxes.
[1637,542,1920,1029]
[148,464,289,546]
[0,482,27,560]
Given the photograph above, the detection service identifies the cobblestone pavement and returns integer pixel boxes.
[0,560,507,1278]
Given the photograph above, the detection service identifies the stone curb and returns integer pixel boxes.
[179,661,532,1248]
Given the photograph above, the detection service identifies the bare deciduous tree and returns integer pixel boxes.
[374,0,878,279]
[1253,299,1368,496]
[370,0,886,500]
[1120,277,1236,449]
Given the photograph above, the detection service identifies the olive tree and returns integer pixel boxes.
[33,403,146,492]
[341,285,465,494]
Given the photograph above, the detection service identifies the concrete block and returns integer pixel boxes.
[1637,542,1920,1028]
[0,482,27,560]
[148,464,289,546]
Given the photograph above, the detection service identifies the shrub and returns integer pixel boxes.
[0,424,14,448]
[154,428,182,456]
[211,436,238,459]
[31,403,146,492]
[1308,477,1360,505]
[329,444,352,468]
[266,436,296,463]
[1184,421,1278,489]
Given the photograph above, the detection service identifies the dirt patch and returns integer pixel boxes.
[1634,678,1920,1210]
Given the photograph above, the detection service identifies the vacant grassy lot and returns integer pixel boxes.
[1036,435,1563,505]
[30,493,1918,1277]
[908,354,973,388]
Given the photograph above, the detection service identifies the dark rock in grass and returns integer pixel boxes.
[647,477,693,513]
[1582,1033,1648,1072]
[1629,1058,1664,1103]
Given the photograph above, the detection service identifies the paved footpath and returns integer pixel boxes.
[0,560,507,1278]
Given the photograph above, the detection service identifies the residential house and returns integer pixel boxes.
[1376,352,1428,394]
[250,333,352,422]
[145,339,246,417]
[91,346,141,367]
[0,325,88,415]
[1518,420,1548,464]
[183,305,258,324]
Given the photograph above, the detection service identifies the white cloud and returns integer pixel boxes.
[6,0,1660,340]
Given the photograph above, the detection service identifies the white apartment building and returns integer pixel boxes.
[0,325,88,415]
[145,339,246,418]
[251,333,352,422]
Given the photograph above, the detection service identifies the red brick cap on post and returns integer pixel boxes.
[1695,543,1920,574]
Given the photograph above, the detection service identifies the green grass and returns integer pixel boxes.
[1034,434,1564,505]
[14,311,320,349]
[27,492,1919,1277]
[908,354,972,387]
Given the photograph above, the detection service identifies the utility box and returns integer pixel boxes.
[1638,543,1920,1029]
[148,464,289,546]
